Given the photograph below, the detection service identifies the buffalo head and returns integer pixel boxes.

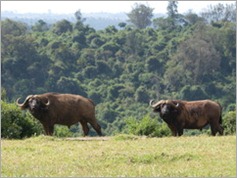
[149,100,180,118]
[16,95,50,113]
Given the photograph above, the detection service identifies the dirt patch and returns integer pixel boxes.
[65,137,111,141]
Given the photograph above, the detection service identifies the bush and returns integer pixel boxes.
[226,103,236,112]
[180,85,208,100]
[54,125,73,137]
[223,111,236,135]
[1,101,43,139]
[124,115,170,137]
[151,122,171,137]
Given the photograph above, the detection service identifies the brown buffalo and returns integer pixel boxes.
[149,99,224,136]
[16,93,102,136]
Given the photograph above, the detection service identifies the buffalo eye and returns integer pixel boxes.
[153,105,161,112]
[170,105,179,113]
[156,106,161,112]
[29,98,40,108]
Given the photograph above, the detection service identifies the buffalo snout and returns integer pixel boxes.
[161,105,170,115]
[29,99,39,110]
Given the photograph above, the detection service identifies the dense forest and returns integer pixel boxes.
[1,2,236,137]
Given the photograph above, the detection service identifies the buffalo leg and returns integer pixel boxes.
[216,122,224,135]
[177,129,184,136]
[171,130,177,136]
[218,126,224,135]
[42,124,54,136]
[168,124,177,136]
[176,124,184,136]
[211,124,224,136]
[41,123,48,135]
[48,125,54,136]
[80,121,89,136]
[210,127,217,136]
[210,123,218,136]
[90,122,102,136]
[43,125,49,135]
[210,120,224,136]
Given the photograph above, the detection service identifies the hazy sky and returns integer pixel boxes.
[1,1,235,14]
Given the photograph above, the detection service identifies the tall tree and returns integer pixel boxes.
[127,3,154,29]
[74,9,85,22]
[153,1,182,30]
[32,20,49,32]
[52,19,72,35]
[167,0,178,19]
[166,0,180,28]
[74,9,86,31]
[1,19,27,36]
[201,3,236,23]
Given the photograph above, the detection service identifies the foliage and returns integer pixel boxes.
[124,115,170,137]
[53,125,73,137]
[201,3,236,22]
[223,111,236,135]
[167,1,178,19]
[127,3,154,29]
[1,101,43,139]
[32,20,49,32]
[1,87,7,101]
[1,2,236,137]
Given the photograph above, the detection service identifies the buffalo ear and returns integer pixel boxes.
[172,101,180,108]
[171,101,180,114]
[157,106,161,111]
[39,97,50,109]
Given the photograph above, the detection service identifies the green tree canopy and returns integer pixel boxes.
[127,3,154,29]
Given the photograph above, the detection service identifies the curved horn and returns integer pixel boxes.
[149,100,155,106]
[149,100,165,108]
[16,95,33,109]
[169,100,180,108]
[44,98,50,106]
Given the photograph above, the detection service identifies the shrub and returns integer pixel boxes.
[124,115,170,137]
[54,125,73,137]
[180,85,208,100]
[223,111,236,135]
[151,122,171,137]
[1,101,43,139]
[226,103,236,112]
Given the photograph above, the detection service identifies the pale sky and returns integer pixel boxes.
[1,1,235,14]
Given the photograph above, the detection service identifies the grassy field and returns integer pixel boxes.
[1,135,236,177]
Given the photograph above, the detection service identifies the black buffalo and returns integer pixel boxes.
[150,99,224,136]
[16,93,102,136]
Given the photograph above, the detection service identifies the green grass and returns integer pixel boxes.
[1,135,236,177]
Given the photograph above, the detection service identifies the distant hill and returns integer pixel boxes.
[1,11,164,30]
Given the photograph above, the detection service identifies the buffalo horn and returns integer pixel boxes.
[149,100,155,106]
[149,100,165,108]
[170,101,180,108]
[16,95,33,107]
[44,98,50,106]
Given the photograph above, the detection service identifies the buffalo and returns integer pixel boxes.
[149,99,224,136]
[16,93,102,136]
